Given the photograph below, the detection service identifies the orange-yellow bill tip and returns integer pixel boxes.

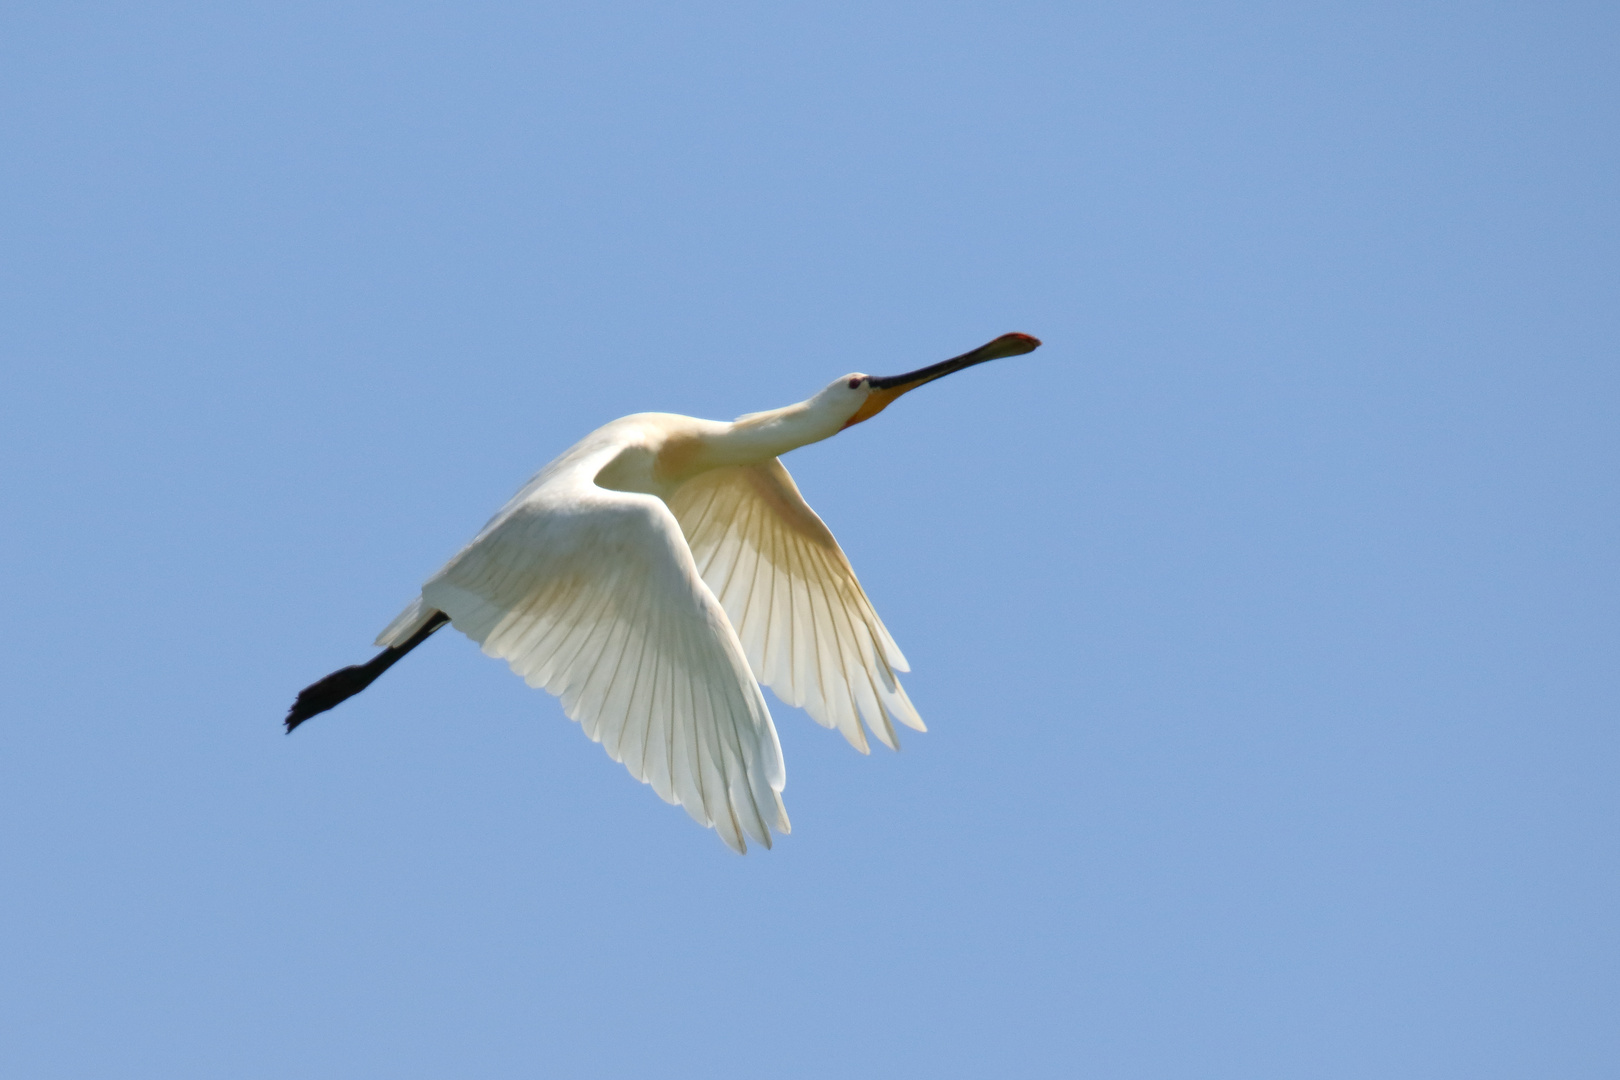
[982,332,1042,358]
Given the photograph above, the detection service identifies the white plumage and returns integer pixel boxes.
[289,333,1041,852]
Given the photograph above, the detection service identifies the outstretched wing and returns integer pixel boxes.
[417,480,788,853]
[667,460,923,754]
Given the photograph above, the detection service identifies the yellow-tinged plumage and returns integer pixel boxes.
[287,333,1042,852]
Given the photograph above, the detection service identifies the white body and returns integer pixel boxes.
[379,378,922,853]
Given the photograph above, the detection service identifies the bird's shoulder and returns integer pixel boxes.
[559,412,726,501]
[456,412,732,554]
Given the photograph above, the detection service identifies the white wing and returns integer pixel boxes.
[408,466,788,853]
[667,460,924,754]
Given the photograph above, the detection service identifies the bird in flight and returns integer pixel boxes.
[287,332,1042,851]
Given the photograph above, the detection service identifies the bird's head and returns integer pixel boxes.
[827,332,1043,430]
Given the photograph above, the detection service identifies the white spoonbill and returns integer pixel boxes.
[287,332,1042,851]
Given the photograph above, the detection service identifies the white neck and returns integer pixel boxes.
[703,399,847,468]
[633,388,858,495]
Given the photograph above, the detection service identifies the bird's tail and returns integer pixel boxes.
[375,595,439,648]
[285,610,450,732]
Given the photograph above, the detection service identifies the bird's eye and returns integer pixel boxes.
[848,378,861,389]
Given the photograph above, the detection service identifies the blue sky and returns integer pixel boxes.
[2,3,1616,1077]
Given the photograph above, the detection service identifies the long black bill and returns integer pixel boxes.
[284,610,450,732]
[868,332,1042,391]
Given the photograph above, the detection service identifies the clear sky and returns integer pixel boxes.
[2,3,1615,1077]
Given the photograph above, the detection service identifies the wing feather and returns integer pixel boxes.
[418,478,785,853]
[667,459,923,753]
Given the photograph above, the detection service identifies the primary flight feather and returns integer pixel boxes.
[287,332,1042,852]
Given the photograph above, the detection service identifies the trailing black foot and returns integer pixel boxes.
[284,610,450,732]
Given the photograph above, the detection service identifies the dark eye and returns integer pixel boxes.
[848,378,861,389]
